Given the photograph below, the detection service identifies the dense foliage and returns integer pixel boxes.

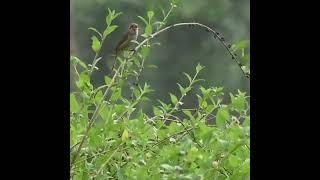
[70,2,250,179]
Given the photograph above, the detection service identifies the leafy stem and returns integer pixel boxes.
[71,60,125,168]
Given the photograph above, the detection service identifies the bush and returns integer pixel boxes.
[70,2,250,179]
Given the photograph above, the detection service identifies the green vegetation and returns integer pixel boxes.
[70,1,250,179]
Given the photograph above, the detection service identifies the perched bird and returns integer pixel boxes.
[112,23,139,71]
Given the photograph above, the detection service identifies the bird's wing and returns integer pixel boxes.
[115,32,130,52]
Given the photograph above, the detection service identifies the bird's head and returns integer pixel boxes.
[129,23,139,34]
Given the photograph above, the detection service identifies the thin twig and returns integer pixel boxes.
[134,22,249,78]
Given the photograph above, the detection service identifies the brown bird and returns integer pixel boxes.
[112,23,139,71]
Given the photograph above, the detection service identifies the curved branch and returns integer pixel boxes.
[134,22,249,78]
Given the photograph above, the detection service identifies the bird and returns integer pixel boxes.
[111,23,139,71]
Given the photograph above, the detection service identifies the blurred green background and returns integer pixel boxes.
[70,0,249,109]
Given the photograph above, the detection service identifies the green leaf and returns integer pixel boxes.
[184,87,192,94]
[243,116,250,127]
[141,46,150,59]
[153,106,163,116]
[113,12,122,20]
[230,93,246,111]
[232,40,250,52]
[145,24,152,36]
[103,25,118,38]
[137,16,148,25]
[110,88,121,102]
[147,11,154,21]
[183,110,194,120]
[133,88,141,98]
[95,90,103,104]
[104,75,112,85]
[177,83,185,96]
[88,27,102,38]
[146,65,157,70]
[153,21,166,26]
[76,72,92,92]
[106,8,113,26]
[170,0,180,5]
[216,108,230,128]
[228,154,241,167]
[169,93,179,105]
[71,56,87,69]
[70,93,80,113]
[239,159,250,175]
[183,72,192,83]
[196,63,204,73]
[91,36,101,53]
[205,105,216,114]
[240,54,250,66]
[160,164,174,171]
[122,128,129,141]
[77,61,87,70]
[114,104,126,115]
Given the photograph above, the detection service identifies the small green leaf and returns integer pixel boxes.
[184,87,192,94]
[132,57,140,67]
[243,116,250,127]
[146,64,158,69]
[95,90,103,104]
[143,83,153,93]
[196,63,204,73]
[71,56,87,69]
[104,75,112,85]
[183,110,194,120]
[240,54,250,66]
[122,128,129,141]
[106,16,112,27]
[141,46,150,59]
[228,154,241,167]
[110,88,121,102]
[77,60,87,70]
[147,11,154,21]
[205,105,216,114]
[153,21,165,26]
[113,12,122,20]
[230,93,246,111]
[76,72,92,91]
[169,93,179,105]
[183,72,192,83]
[177,83,185,96]
[114,104,126,115]
[216,108,230,128]
[103,25,118,38]
[91,36,101,53]
[170,0,180,5]
[145,24,152,36]
[133,88,141,98]
[153,106,163,116]
[88,27,102,38]
[232,40,250,52]
[137,16,148,25]
[70,93,80,113]
[160,164,174,171]
[105,9,121,26]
